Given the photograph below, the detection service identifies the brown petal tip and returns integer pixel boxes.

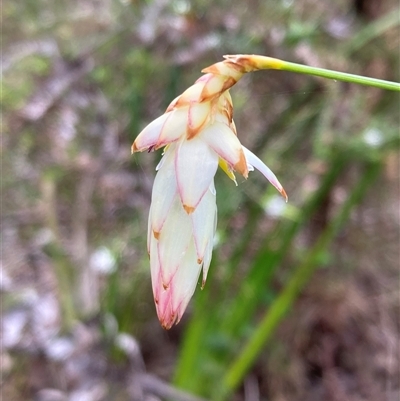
[280,187,288,203]
[234,151,249,178]
[161,316,175,330]
[183,204,195,214]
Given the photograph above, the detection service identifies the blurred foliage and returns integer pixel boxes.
[2,0,399,400]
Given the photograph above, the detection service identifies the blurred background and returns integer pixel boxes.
[2,0,399,400]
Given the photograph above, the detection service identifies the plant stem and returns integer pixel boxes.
[226,55,400,91]
[218,161,381,400]
[279,61,400,91]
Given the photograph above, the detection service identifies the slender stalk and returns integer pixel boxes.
[226,55,400,91]
[218,161,381,400]
[279,61,400,91]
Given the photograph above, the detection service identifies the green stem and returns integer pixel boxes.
[278,61,400,91]
[228,54,400,91]
[218,161,381,400]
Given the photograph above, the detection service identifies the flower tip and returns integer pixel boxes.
[131,142,137,154]
[158,309,178,330]
[161,320,174,330]
[280,187,288,203]
[234,151,249,178]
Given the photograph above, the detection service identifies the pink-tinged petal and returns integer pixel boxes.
[187,101,211,139]
[174,80,207,108]
[150,147,178,234]
[170,241,202,324]
[131,113,170,152]
[175,137,218,213]
[154,240,201,329]
[195,74,212,84]
[201,122,248,178]
[242,146,288,201]
[156,108,188,148]
[200,74,237,101]
[151,250,177,329]
[154,277,176,329]
[150,233,179,329]
[201,60,244,79]
[157,196,192,286]
[191,182,216,263]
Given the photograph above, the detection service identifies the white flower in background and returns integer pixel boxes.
[132,56,287,329]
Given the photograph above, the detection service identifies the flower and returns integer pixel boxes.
[132,56,287,329]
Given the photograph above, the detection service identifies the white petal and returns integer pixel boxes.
[191,182,216,263]
[156,108,188,148]
[242,146,287,200]
[149,233,161,297]
[147,203,153,254]
[132,113,170,152]
[174,81,206,107]
[175,137,218,213]
[201,122,248,177]
[187,101,211,139]
[157,196,192,286]
[170,241,202,322]
[200,74,234,100]
[155,157,165,171]
[201,239,213,288]
[150,147,178,234]
[209,180,216,195]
